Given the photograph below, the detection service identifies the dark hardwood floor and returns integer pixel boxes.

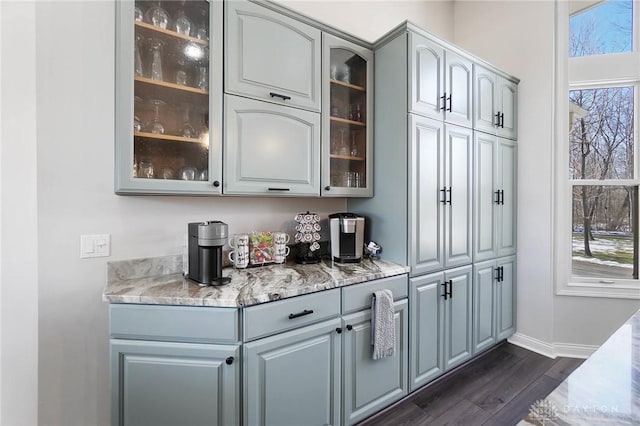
[359,342,584,426]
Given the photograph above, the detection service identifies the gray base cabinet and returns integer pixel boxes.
[496,256,517,340]
[243,318,342,426]
[443,266,473,370]
[110,339,240,426]
[342,300,408,425]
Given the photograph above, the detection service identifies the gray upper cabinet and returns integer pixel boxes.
[474,64,517,139]
[115,0,223,195]
[497,138,517,256]
[322,33,374,197]
[409,33,472,128]
[224,95,321,196]
[225,0,321,112]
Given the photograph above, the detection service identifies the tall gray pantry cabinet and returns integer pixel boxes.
[348,22,518,390]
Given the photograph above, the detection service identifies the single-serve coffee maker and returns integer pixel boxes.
[329,213,365,263]
[188,221,231,286]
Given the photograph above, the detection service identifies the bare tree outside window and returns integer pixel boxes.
[569,0,632,57]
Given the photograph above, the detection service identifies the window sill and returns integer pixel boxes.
[557,281,640,299]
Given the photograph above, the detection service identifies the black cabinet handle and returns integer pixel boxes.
[494,190,501,204]
[446,187,452,205]
[268,187,290,191]
[225,356,234,365]
[324,186,330,191]
[495,267,501,281]
[447,94,452,112]
[500,190,505,205]
[448,280,453,299]
[346,325,353,331]
[440,93,447,110]
[289,309,314,319]
[500,266,504,282]
[495,112,501,127]
[213,180,220,187]
[441,281,448,300]
[500,112,505,128]
[336,327,343,334]
[270,92,291,101]
[440,187,447,204]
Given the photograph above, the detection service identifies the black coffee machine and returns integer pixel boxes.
[188,221,231,286]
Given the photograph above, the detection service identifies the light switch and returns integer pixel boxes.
[80,234,111,258]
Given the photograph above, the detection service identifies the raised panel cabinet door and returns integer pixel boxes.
[409,32,445,120]
[497,138,517,257]
[321,33,374,197]
[473,132,498,262]
[444,51,473,128]
[497,76,518,140]
[443,266,473,370]
[224,95,321,195]
[472,260,497,354]
[409,273,445,391]
[409,115,445,275]
[473,64,497,135]
[444,125,473,269]
[496,256,517,341]
[110,339,239,426]
[342,300,408,425]
[225,0,321,111]
[243,318,341,426]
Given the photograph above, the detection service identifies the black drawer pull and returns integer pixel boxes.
[346,324,353,331]
[288,309,314,320]
[270,92,292,101]
[225,356,234,365]
[268,187,290,191]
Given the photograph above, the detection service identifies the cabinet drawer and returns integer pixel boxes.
[243,289,340,341]
[110,304,239,344]
[342,275,408,314]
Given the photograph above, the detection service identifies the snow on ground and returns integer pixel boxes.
[572,255,633,269]
[572,232,633,268]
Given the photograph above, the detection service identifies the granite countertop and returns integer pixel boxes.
[520,308,640,425]
[102,254,409,308]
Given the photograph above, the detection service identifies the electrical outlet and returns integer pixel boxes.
[80,234,111,258]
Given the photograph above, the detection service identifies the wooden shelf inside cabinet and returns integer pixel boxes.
[330,79,366,92]
[330,154,365,161]
[135,21,209,46]
[135,131,206,144]
[135,76,208,95]
[330,116,366,127]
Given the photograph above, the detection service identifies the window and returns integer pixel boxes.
[556,0,640,298]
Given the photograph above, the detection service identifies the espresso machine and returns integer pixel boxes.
[329,213,365,263]
[188,221,231,286]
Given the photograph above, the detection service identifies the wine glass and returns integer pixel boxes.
[175,9,192,37]
[196,65,208,91]
[175,58,188,86]
[350,130,359,157]
[133,96,143,132]
[145,1,169,29]
[338,129,349,156]
[134,4,144,22]
[148,38,164,81]
[146,99,166,134]
[134,33,144,77]
[197,106,209,140]
[180,104,196,138]
[194,6,209,41]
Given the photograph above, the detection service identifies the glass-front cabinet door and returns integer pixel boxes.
[322,34,373,197]
[115,0,222,194]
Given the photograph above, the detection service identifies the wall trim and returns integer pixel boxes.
[508,333,597,359]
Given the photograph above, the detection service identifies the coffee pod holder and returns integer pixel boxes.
[293,211,322,264]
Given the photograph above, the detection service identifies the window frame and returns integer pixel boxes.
[555,0,640,299]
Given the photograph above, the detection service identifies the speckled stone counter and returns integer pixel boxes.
[102,254,409,308]
[520,308,640,425]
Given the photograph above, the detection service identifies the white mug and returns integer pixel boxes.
[229,234,249,249]
[274,245,290,264]
[228,246,249,269]
[273,232,290,245]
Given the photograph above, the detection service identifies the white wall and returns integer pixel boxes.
[453,1,640,352]
[29,1,454,425]
[1,1,39,425]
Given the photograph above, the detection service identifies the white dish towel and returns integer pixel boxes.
[371,289,395,360]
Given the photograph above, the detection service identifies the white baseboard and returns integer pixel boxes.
[508,333,598,359]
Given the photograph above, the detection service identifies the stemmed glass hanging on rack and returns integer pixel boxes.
[146,99,166,134]
[148,38,164,81]
[145,1,169,29]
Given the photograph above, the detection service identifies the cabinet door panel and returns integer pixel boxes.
[409,115,445,275]
[224,95,320,195]
[473,261,496,354]
[110,340,239,426]
[445,51,473,127]
[473,132,498,261]
[409,33,445,120]
[409,273,444,391]
[473,64,497,135]
[497,77,518,140]
[225,1,321,111]
[244,319,341,426]
[342,300,408,425]
[497,138,517,256]
[497,256,517,340]
[445,125,473,268]
[444,266,472,370]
